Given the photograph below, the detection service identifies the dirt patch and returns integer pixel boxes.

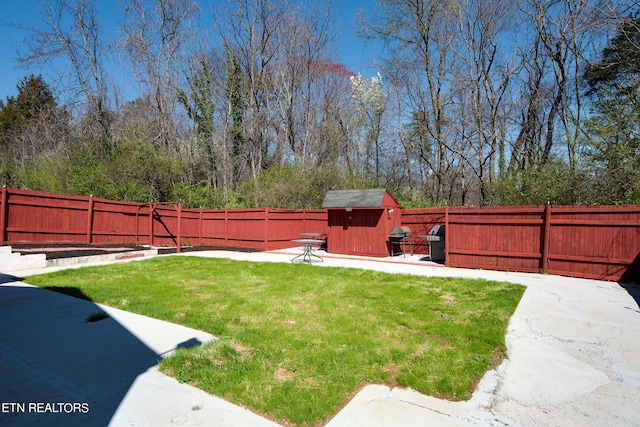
[11,244,149,260]
[10,244,261,260]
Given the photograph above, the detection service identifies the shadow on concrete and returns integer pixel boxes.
[620,251,640,311]
[619,282,640,314]
[0,279,160,426]
[417,255,444,265]
[620,251,640,283]
[41,286,93,301]
[0,274,22,285]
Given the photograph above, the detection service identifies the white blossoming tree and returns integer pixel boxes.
[349,72,389,183]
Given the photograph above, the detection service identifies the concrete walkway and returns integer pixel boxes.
[1,249,639,426]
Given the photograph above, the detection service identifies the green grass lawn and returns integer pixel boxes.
[27,256,525,426]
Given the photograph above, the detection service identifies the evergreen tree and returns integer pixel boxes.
[584,16,640,94]
[224,45,246,184]
[177,53,216,183]
[0,75,70,188]
[582,16,640,204]
[0,75,61,148]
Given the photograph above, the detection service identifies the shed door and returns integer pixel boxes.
[328,209,385,256]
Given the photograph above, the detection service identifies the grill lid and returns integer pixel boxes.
[429,224,445,236]
[389,223,406,238]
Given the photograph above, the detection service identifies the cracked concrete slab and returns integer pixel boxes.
[2,249,639,426]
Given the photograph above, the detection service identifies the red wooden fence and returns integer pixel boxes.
[445,206,546,274]
[400,205,640,282]
[0,188,327,251]
[1,188,639,282]
[399,208,447,255]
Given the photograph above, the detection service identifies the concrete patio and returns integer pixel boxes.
[1,248,639,426]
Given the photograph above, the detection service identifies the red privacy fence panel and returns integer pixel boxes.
[544,205,640,281]
[399,208,446,254]
[445,206,546,274]
[91,198,153,245]
[400,205,640,282]
[175,207,327,250]
[1,189,91,244]
[1,188,639,282]
[0,188,327,252]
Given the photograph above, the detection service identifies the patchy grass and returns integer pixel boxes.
[28,256,524,426]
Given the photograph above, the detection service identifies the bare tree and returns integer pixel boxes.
[121,0,199,150]
[270,2,337,166]
[520,0,613,171]
[452,0,521,203]
[214,0,342,185]
[214,0,288,187]
[358,0,460,202]
[16,0,112,144]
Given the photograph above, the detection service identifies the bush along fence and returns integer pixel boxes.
[1,187,639,282]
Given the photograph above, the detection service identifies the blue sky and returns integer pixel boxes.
[0,0,378,102]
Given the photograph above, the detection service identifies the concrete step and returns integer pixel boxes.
[45,249,159,268]
[0,249,47,272]
[1,247,159,273]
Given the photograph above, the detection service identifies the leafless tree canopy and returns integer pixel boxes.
[2,0,638,207]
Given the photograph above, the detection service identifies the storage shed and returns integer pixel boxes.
[321,189,403,257]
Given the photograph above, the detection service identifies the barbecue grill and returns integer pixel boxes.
[425,224,445,262]
[389,224,412,256]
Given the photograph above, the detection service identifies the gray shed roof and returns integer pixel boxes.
[322,189,398,209]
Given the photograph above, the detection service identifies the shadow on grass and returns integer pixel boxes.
[176,337,205,350]
[0,277,159,426]
[42,286,94,301]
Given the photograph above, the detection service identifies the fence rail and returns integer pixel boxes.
[1,188,638,282]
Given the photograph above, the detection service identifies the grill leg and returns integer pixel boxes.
[390,239,406,257]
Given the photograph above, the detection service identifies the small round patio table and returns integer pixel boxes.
[290,239,325,264]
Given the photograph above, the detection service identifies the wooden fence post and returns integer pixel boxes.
[135,204,141,245]
[224,209,229,248]
[149,204,155,247]
[86,195,94,244]
[444,205,449,266]
[0,187,7,245]
[198,209,203,246]
[264,208,269,251]
[176,202,182,253]
[541,203,551,273]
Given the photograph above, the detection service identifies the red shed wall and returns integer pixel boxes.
[327,207,400,257]
[381,191,402,209]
